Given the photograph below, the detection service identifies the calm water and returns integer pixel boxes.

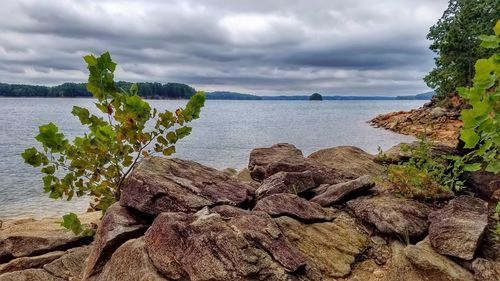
[0,98,424,219]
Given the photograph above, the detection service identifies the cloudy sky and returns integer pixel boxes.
[0,0,448,96]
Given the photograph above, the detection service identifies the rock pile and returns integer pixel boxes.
[0,143,497,281]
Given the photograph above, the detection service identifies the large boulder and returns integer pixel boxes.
[0,212,99,262]
[404,238,474,281]
[253,193,336,222]
[428,196,488,260]
[248,143,307,181]
[307,146,384,177]
[471,258,500,281]
[347,195,431,236]
[255,171,316,199]
[144,208,310,280]
[120,157,254,215]
[96,238,167,281]
[275,213,369,279]
[81,203,150,280]
[311,175,374,206]
[248,143,356,185]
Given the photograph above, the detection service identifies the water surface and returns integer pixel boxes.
[0,98,424,219]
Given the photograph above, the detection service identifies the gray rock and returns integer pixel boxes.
[311,175,374,206]
[44,246,89,280]
[0,269,63,281]
[347,195,431,236]
[0,251,64,274]
[428,196,488,260]
[471,258,500,281]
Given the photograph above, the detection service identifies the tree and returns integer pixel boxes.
[309,93,323,101]
[424,0,499,98]
[22,52,205,235]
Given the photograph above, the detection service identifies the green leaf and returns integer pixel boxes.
[486,160,500,174]
[495,20,500,36]
[61,213,83,235]
[41,165,56,175]
[463,163,481,172]
[460,128,480,148]
[162,146,176,156]
[166,131,177,143]
[35,123,67,152]
[479,35,499,48]
[130,83,138,95]
[71,106,90,124]
[175,127,192,139]
[21,147,48,167]
[83,55,98,66]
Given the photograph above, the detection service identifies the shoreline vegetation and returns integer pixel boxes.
[0,82,434,100]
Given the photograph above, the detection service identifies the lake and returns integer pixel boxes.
[0,98,425,219]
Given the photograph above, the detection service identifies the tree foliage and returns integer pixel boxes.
[22,52,205,234]
[309,93,323,101]
[425,0,499,98]
[0,81,195,99]
[458,20,500,174]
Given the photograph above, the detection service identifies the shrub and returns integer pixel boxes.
[22,52,205,235]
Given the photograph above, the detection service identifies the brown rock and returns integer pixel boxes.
[404,238,474,281]
[0,269,63,281]
[144,208,309,280]
[249,143,307,181]
[347,195,431,236]
[120,157,253,216]
[248,143,355,185]
[96,238,167,281]
[471,258,500,281]
[0,212,99,262]
[307,146,384,177]
[43,246,89,280]
[81,203,149,280]
[0,251,64,274]
[255,171,316,199]
[275,213,369,279]
[428,196,488,260]
[467,171,500,200]
[253,193,335,222]
[311,175,374,206]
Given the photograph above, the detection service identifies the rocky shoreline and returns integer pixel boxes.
[370,96,463,146]
[1,143,499,281]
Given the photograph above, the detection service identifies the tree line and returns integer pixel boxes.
[0,81,196,99]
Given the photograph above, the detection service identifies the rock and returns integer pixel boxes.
[311,175,374,206]
[248,143,355,185]
[430,107,447,118]
[307,146,384,177]
[0,212,99,262]
[253,193,335,222]
[96,238,167,281]
[120,157,253,216]
[43,246,89,280]
[255,171,316,199]
[338,259,383,281]
[467,171,500,200]
[235,168,260,190]
[428,196,488,260]
[275,212,369,278]
[81,203,149,279]
[404,238,474,281]
[0,269,63,281]
[347,195,431,236]
[145,208,309,280]
[222,167,238,176]
[248,143,307,181]
[471,258,500,281]
[0,251,64,274]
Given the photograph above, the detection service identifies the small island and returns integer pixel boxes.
[309,93,323,101]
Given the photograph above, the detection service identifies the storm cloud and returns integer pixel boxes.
[0,0,448,95]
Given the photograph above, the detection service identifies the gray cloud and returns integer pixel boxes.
[0,0,448,95]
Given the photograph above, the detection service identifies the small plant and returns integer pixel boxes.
[22,52,205,235]
[492,202,500,242]
[382,136,463,201]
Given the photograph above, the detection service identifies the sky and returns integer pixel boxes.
[0,0,449,96]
